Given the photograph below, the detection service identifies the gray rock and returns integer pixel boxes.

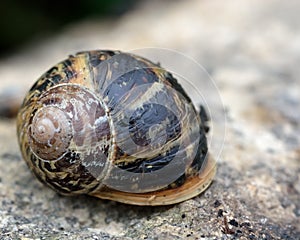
[0,0,299,239]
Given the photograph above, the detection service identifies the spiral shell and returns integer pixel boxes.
[17,50,216,205]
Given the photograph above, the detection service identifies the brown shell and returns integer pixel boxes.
[17,50,216,205]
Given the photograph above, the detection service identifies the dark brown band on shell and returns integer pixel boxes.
[85,51,203,193]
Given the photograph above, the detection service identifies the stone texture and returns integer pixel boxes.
[0,0,299,239]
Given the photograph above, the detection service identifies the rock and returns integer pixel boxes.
[0,0,299,239]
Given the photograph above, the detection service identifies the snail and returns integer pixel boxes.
[17,50,216,206]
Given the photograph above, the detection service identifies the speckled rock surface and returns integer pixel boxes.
[0,0,299,239]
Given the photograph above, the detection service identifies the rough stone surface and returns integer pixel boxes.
[0,0,299,239]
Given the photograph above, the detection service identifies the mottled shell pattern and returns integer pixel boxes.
[17,50,216,205]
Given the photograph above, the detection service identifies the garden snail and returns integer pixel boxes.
[17,50,216,206]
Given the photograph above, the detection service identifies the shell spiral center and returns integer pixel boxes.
[29,106,72,161]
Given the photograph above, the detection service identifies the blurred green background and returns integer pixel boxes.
[0,0,138,56]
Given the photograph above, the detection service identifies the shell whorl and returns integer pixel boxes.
[18,83,112,194]
[29,106,72,160]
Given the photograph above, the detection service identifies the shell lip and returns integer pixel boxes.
[89,154,216,206]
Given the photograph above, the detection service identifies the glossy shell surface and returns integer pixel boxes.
[17,50,216,205]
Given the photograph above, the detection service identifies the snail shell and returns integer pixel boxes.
[17,50,216,205]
